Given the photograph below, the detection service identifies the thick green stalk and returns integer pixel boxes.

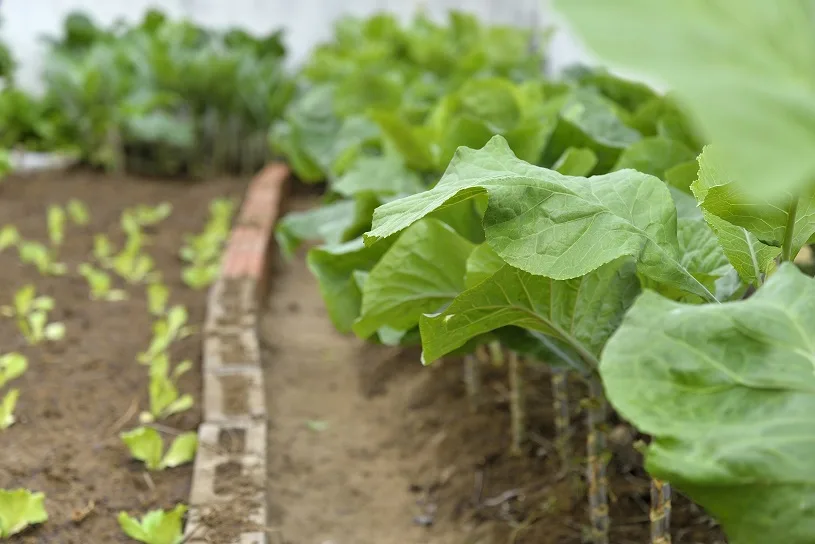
[463,354,481,413]
[650,479,672,544]
[781,196,799,262]
[586,377,609,544]
[508,351,525,455]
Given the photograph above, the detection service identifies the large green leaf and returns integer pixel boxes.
[600,263,815,544]
[544,88,641,172]
[464,242,505,289]
[369,110,435,171]
[612,137,696,179]
[307,237,394,333]
[275,194,378,258]
[332,155,424,198]
[367,135,717,301]
[419,258,639,365]
[353,218,475,338]
[555,0,815,198]
[703,212,779,287]
[693,146,815,252]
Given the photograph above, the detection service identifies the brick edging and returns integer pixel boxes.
[185,163,289,544]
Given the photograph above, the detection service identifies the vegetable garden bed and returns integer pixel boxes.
[0,169,246,543]
[261,193,726,544]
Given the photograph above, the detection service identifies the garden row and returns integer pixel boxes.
[0,167,239,541]
[270,4,815,544]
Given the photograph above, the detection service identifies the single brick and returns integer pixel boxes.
[203,367,266,422]
[203,329,261,374]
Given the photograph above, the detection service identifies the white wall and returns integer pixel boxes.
[1,0,599,91]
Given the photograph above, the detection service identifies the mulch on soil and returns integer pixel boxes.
[260,193,727,544]
[0,168,247,543]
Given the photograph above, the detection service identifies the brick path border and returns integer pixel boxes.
[185,163,289,544]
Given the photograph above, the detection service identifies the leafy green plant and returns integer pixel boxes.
[0,354,27,389]
[46,205,66,247]
[93,233,114,267]
[66,199,90,225]
[138,306,191,364]
[112,231,156,284]
[139,355,193,423]
[118,504,187,544]
[78,263,127,301]
[180,198,235,289]
[118,504,186,544]
[0,389,19,431]
[0,226,18,252]
[146,282,169,316]
[17,241,66,276]
[1,285,66,345]
[0,489,48,538]
[120,427,197,471]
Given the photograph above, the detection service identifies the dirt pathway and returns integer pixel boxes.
[259,198,460,544]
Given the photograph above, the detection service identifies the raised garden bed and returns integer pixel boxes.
[0,169,246,543]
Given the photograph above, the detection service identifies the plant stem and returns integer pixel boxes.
[650,478,672,544]
[551,368,572,468]
[508,351,525,455]
[463,354,481,413]
[781,196,799,262]
[488,340,504,367]
[586,377,609,544]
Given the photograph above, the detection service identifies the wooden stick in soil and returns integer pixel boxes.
[650,478,672,544]
[586,376,609,544]
[508,351,526,456]
[463,354,482,413]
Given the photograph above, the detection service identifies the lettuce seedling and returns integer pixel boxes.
[17,241,66,276]
[120,427,197,471]
[113,231,157,284]
[46,205,66,247]
[0,353,26,389]
[146,283,169,316]
[139,355,193,423]
[118,504,186,544]
[66,199,90,225]
[181,262,219,290]
[138,306,190,364]
[2,286,65,346]
[128,203,172,228]
[78,263,127,301]
[93,234,114,267]
[0,390,19,430]
[0,226,19,252]
[0,488,48,537]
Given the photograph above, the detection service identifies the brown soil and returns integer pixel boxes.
[260,195,727,544]
[0,168,246,543]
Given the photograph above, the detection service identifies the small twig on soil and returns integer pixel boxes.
[473,469,484,505]
[482,489,522,508]
[71,500,96,524]
[147,422,186,436]
[105,397,139,435]
[178,524,205,544]
[142,472,156,493]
